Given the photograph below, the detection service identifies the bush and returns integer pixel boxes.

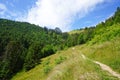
[41,45,54,57]
[43,65,51,74]
[55,56,66,64]
[42,58,51,74]
[43,58,50,67]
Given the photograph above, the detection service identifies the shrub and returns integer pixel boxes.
[55,56,66,64]
[43,65,51,74]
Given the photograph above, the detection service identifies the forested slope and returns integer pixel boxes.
[0,19,69,79]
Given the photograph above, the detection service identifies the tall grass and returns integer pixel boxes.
[80,37,120,73]
[12,46,119,80]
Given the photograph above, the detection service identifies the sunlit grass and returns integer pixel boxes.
[12,42,119,80]
[79,37,120,73]
[68,29,84,35]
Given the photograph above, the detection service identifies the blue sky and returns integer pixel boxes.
[71,0,120,30]
[0,0,120,31]
[0,0,36,19]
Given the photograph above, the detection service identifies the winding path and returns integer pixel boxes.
[81,54,120,79]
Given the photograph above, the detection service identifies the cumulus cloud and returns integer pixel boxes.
[24,0,105,31]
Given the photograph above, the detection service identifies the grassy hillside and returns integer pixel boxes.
[12,37,120,80]
[1,7,120,80]
[68,29,84,34]
[89,23,120,44]
[12,8,120,80]
[81,37,120,73]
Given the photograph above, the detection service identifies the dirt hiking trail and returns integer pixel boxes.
[81,54,120,79]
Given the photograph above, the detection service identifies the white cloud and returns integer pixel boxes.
[23,0,105,31]
[0,3,7,15]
